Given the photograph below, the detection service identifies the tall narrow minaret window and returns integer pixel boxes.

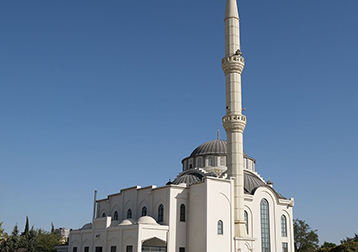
[222,0,247,237]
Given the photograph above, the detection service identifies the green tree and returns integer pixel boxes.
[36,229,62,252]
[322,242,337,248]
[294,218,319,252]
[0,224,20,252]
[19,227,37,252]
[330,242,358,252]
[340,234,358,244]
[316,242,337,252]
[0,222,7,245]
[0,222,4,239]
[22,217,29,236]
[0,222,62,252]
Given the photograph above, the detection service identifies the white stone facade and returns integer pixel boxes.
[69,157,294,252]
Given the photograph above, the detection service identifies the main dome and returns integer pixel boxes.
[188,139,252,159]
[181,139,256,172]
[190,139,227,157]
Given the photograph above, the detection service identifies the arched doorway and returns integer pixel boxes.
[142,237,167,252]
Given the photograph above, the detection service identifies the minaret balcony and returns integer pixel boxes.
[222,114,246,133]
[222,54,245,75]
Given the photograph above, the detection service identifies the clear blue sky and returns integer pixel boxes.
[1,0,357,245]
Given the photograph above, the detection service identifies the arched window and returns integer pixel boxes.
[102,213,106,217]
[261,199,270,252]
[113,211,118,220]
[244,210,248,234]
[217,220,223,234]
[142,206,147,216]
[208,157,213,167]
[180,204,186,222]
[158,204,164,222]
[197,158,202,168]
[127,209,132,219]
[281,215,287,237]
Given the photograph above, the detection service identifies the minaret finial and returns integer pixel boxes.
[217,128,220,140]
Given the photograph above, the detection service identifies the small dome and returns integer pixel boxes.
[81,223,92,230]
[119,219,135,226]
[136,216,159,225]
[244,171,265,194]
[244,171,286,199]
[173,172,203,185]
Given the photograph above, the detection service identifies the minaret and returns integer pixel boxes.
[222,0,247,237]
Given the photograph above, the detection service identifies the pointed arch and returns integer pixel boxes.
[113,211,119,220]
[123,200,135,220]
[127,209,132,219]
[142,206,147,216]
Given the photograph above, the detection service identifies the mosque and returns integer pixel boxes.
[68,1,295,252]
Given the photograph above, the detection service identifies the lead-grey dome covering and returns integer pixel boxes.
[190,139,227,157]
[188,139,252,160]
[244,171,266,194]
[81,223,92,230]
[172,169,286,199]
[173,172,204,185]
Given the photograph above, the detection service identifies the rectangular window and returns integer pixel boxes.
[84,247,89,252]
[110,246,116,252]
[95,247,103,252]
[179,247,185,252]
[126,245,133,252]
[282,242,288,252]
[73,248,77,252]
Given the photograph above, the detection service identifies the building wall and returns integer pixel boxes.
[245,186,294,252]
[69,178,294,252]
[188,181,206,252]
[206,178,232,252]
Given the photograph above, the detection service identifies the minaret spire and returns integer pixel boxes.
[222,0,247,238]
[224,0,241,57]
[225,0,239,20]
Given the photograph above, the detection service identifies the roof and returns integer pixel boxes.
[244,171,266,194]
[190,139,227,157]
[81,223,92,230]
[173,172,204,185]
[172,169,286,199]
[187,139,254,161]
